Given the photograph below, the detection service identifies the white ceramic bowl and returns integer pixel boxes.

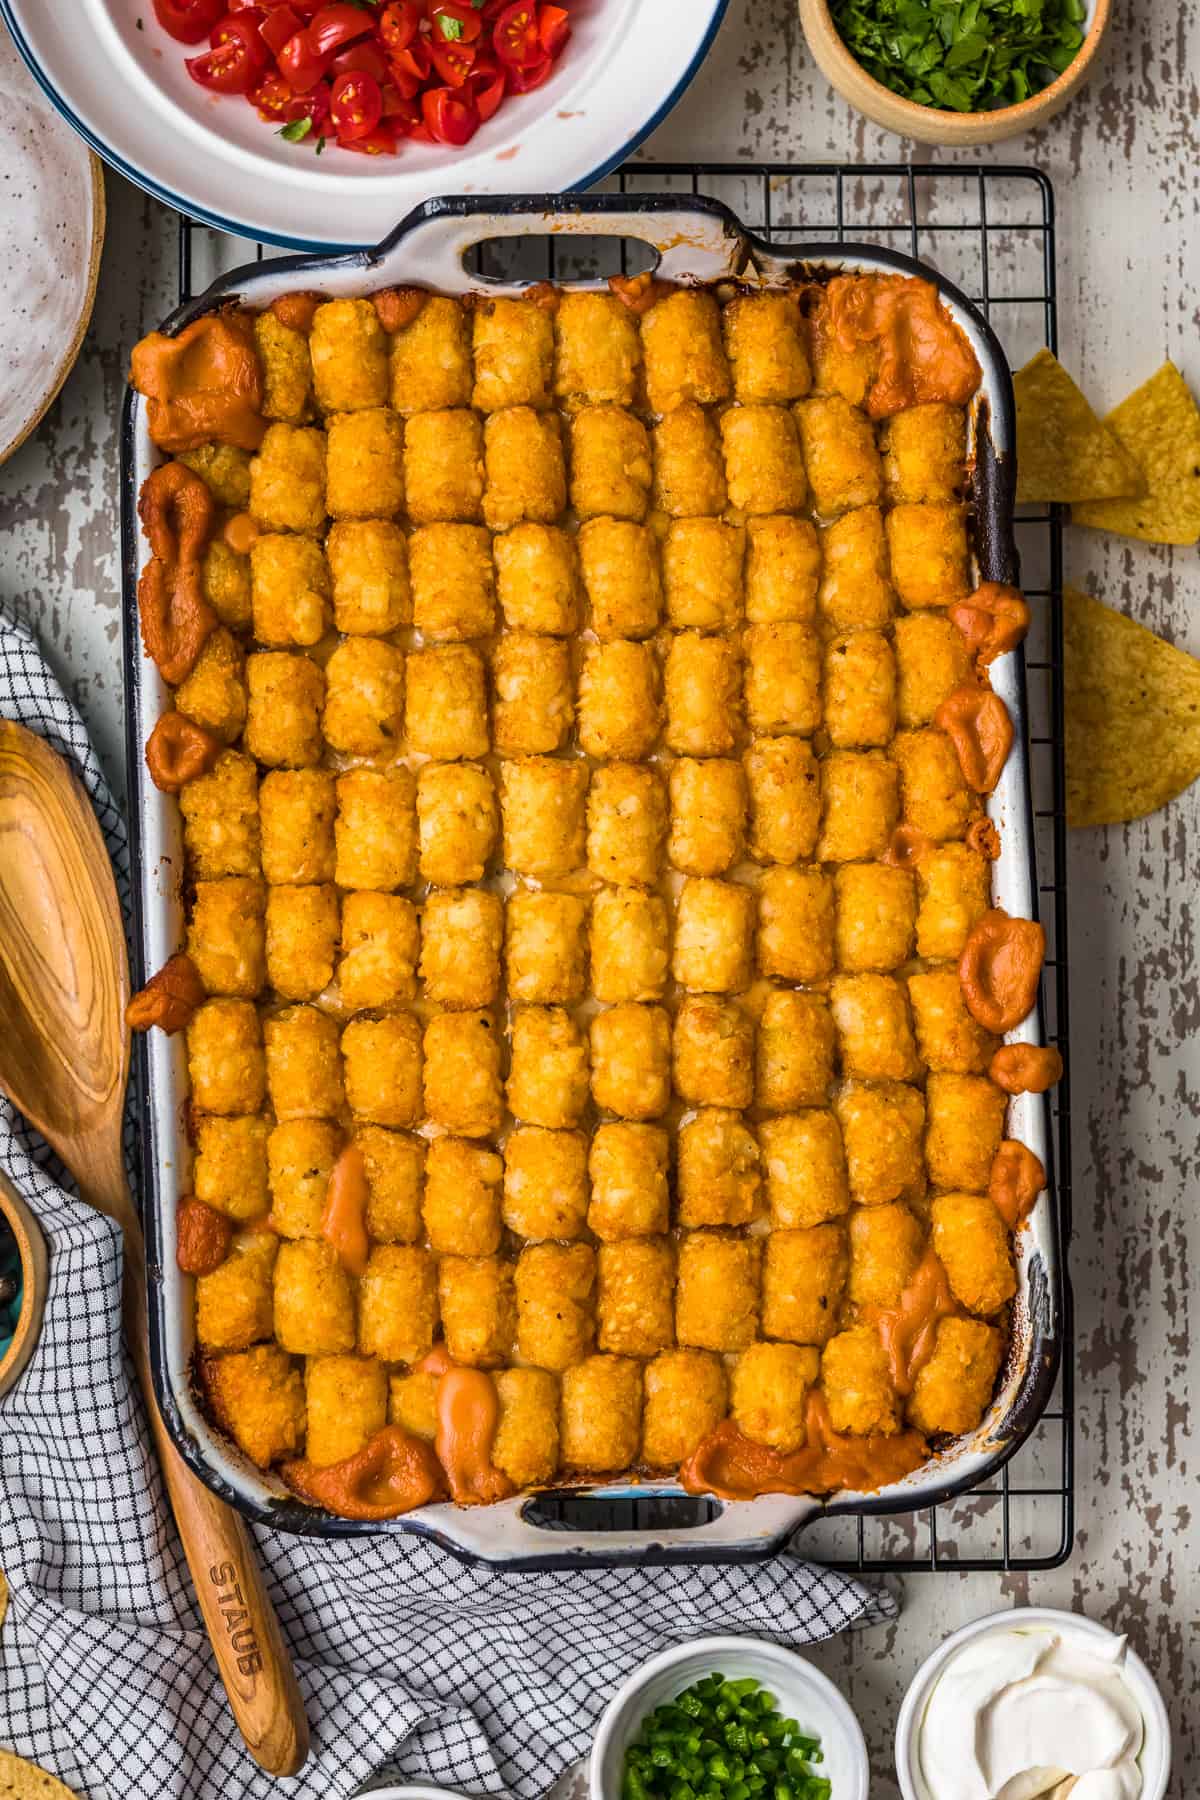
[0,0,729,250]
[589,1637,869,1800]
[895,1606,1172,1800]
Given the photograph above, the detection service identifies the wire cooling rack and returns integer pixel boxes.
[176,161,1074,1573]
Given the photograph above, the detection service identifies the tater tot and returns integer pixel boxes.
[642,1348,728,1467]
[834,1079,926,1207]
[677,1109,761,1228]
[499,756,588,878]
[491,633,573,757]
[181,750,260,879]
[818,507,895,634]
[423,1136,503,1256]
[334,766,417,892]
[203,1344,305,1468]
[423,1010,503,1138]
[721,404,807,515]
[834,862,917,973]
[668,758,747,876]
[723,291,811,402]
[579,640,661,760]
[568,406,652,521]
[244,652,324,769]
[405,646,489,760]
[744,622,822,737]
[640,290,732,414]
[389,1367,437,1441]
[673,878,755,994]
[515,1242,595,1371]
[663,518,745,633]
[194,1113,270,1223]
[417,762,497,886]
[409,523,495,642]
[255,309,313,423]
[672,996,754,1109]
[590,1003,671,1121]
[744,735,821,865]
[202,540,252,632]
[915,843,992,961]
[821,1325,900,1435]
[494,1366,560,1487]
[908,1316,1003,1436]
[664,633,741,757]
[187,998,265,1115]
[189,877,266,998]
[586,762,667,888]
[181,441,252,510]
[887,501,972,611]
[744,516,821,625]
[881,403,967,504]
[823,631,897,748]
[893,613,972,728]
[924,1072,1006,1194]
[389,294,472,414]
[509,1006,590,1129]
[554,292,641,408]
[175,628,247,743]
[932,1192,1016,1315]
[795,393,882,517]
[402,409,484,524]
[249,424,326,535]
[759,1110,849,1228]
[848,1201,925,1309]
[322,637,404,757]
[830,973,921,1082]
[587,1122,670,1241]
[589,887,670,1004]
[505,890,587,1003]
[816,750,900,863]
[472,295,554,412]
[309,298,389,412]
[259,768,336,885]
[196,1230,278,1351]
[757,989,836,1111]
[675,1231,760,1352]
[762,1222,848,1346]
[560,1354,642,1471]
[357,1244,438,1363]
[338,891,419,1010]
[303,1354,387,1467]
[356,1124,424,1243]
[483,407,566,531]
[326,519,411,636]
[342,1012,422,1128]
[274,1238,355,1356]
[597,1238,675,1358]
[908,966,998,1073]
[503,1126,589,1241]
[891,728,977,843]
[325,407,405,520]
[757,865,835,984]
[732,1341,820,1453]
[653,402,728,517]
[579,518,663,640]
[493,522,581,636]
[419,887,503,1008]
[265,884,338,1001]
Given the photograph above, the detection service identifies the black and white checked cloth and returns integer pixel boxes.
[0,598,897,1800]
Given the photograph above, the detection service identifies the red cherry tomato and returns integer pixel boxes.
[429,36,476,85]
[330,38,389,81]
[492,2,540,69]
[431,0,483,42]
[251,69,294,114]
[377,0,422,52]
[421,82,480,143]
[538,4,569,57]
[186,14,269,92]
[330,68,384,138]
[277,24,328,89]
[153,0,224,44]
[507,48,552,89]
[338,123,399,153]
[307,2,375,56]
[388,40,432,95]
[259,3,301,55]
[288,77,333,125]
[472,62,506,120]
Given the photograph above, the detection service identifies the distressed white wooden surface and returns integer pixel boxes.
[1,0,1197,1790]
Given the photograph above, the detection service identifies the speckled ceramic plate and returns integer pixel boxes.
[0,23,104,467]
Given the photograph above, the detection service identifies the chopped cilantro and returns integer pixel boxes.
[278,117,313,141]
[828,0,1088,112]
[315,135,327,154]
[438,12,464,36]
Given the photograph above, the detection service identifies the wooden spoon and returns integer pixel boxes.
[0,721,309,1777]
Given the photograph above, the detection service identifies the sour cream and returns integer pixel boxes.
[917,1624,1145,1800]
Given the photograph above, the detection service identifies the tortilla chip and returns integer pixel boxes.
[1014,350,1143,504]
[1073,362,1200,545]
[0,1752,80,1799]
[1065,586,1200,826]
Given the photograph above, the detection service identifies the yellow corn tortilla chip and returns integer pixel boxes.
[1073,362,1200,545]
[0,1752,80,1799]
[1014,350,1143,504]
[1065,586,1200,826]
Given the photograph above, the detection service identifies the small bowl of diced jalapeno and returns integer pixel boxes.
[589,1638,868,1800]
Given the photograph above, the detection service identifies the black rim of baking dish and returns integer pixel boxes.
[121,191,1063,1566]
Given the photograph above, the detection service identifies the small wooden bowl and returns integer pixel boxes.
[798,0,1112,146]
[0,1172,49,1400]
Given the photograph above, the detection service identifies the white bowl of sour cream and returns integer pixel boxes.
[895,1607,1171,1800]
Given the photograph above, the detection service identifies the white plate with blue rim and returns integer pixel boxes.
[0,0,729,252]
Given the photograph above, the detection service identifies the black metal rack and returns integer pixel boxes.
[176,161,1073,1574]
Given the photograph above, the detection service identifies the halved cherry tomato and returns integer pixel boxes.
[378,0,422,52]
[388,40,432,95]
[277,25,328,89]
[153,0,224,44]
[471,58,506,120]
[330,68,384,139]
[307,2,375,56]
[507,49,552,89]
[338,123,399,153]
[431,0,483,42]
[259,3,301,55]
[251,69,295,115]
[186,14,269,92]
[492,2,540,69]
[429,35,476,85]
[538,4,569,57]
[286,77,332,126]
[330,38,390,81]
[422,82,480,144]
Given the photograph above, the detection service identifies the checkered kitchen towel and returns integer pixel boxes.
[0,597,896,1800]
